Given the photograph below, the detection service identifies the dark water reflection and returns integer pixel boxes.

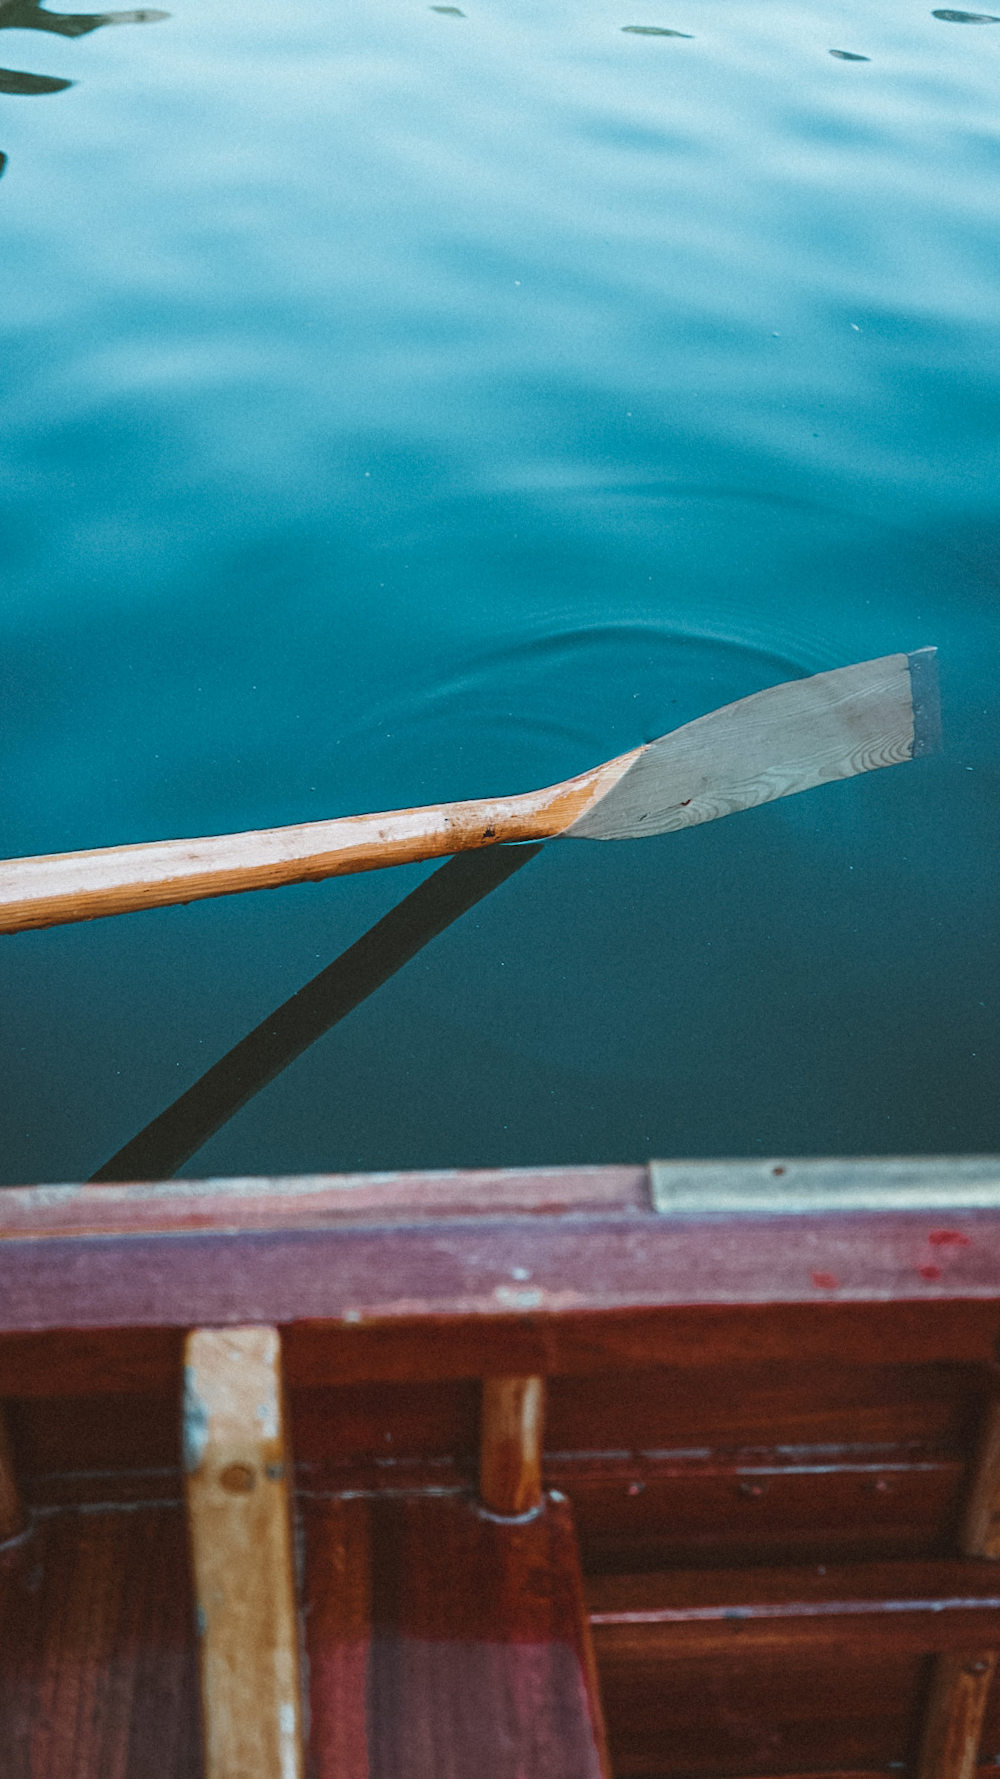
[0,0,165,171]
[1,0,998,1181]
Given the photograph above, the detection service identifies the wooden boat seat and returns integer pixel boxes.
[2,1157,1000,1779]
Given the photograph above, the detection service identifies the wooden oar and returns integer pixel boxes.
[0,647,939,936]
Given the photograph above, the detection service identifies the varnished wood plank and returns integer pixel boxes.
[10,1388,183,1497]
[546,1356,985,1452]
[213,1301,1000,1382]
[918,1652,997,1779]
[0,1406,25,1542]
[0,1505,201,1778]
[0,1327,183,1398]
[588,1557,1000,1616]
[590,1563,1000,1777]
[480,1376,545,1515]
[305,1495,372,1779]
[560,1455,965,1574]
[183,1325,303,1779]
[6,1303,1000,1398]
[4,1365,970,1573]
[0,651,934,932]
[588,1559,1000,1655]
[303,1491,608,1779]
[596,1638,926,1776]
[547,1357,979,1568]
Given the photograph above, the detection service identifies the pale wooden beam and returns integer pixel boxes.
[479,1376,545,1516]
[0,1405,25,1543]
[962,1395,1000,1558]
[184,1325,304,1779]
[917,1651,996,1779]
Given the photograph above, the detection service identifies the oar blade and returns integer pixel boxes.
[567,648,939,841]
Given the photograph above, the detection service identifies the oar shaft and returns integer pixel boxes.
[1,650,937,937]
[0,755,632,935]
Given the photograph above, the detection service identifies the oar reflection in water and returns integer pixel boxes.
[0,0,167,176]
[91,843,543,1182]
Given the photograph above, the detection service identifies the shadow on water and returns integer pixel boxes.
[91,844,543,1181]
[0,0,166,176]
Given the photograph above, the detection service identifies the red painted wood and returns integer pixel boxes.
[0,1506,201,1778]
[302,1491,608,1779]
[5,1211,1000,1343]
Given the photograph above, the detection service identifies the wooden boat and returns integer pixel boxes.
[2,1154,1000,1778]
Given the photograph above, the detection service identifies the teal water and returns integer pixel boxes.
[1,0,998,1182]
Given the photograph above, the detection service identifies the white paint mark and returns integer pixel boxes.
[256,1393,279,1440]
[182,1371,210,1474]
[494,1285,543,1310]
[278,1702,299,1779]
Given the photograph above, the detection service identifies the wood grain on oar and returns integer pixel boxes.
[0,754,634,935]
[0,648,938,935]
[567,649,927,839]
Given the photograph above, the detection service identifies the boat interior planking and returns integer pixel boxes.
[2,1157,1000,1778]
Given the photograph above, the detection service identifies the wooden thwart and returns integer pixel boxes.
[183,1325,304,1779]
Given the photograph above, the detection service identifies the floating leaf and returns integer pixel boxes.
[622,23,693,34]
[829,47,870,58]
[932,8,1000,18]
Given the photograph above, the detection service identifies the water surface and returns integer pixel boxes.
[1,0,998,1180]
